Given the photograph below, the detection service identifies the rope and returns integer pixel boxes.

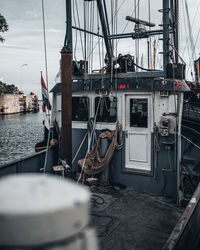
[72,132,88,164]
[97,11,102,69]
[74,0,84,57]
[77,97,102,184]
[182,0,196,79]
[181,0,200,57]
[84,1,87,62]
[181,134,200,151]
[72,0,78,59]
[78,122,122,176]
[168,42,186,64]
[182,124,200,137]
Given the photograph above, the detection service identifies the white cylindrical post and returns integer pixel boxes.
[0,174,98,250]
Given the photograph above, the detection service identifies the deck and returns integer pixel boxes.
[90,186,182,250]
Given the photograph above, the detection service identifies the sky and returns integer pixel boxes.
[0,0,200,97]
[0,0,65,96]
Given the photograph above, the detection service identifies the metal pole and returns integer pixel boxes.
[64,0,72,51]
[177,92,184,205]
[147,41,150,69]
[42,0,49,90]
[96,0,113,64]
[163,0,170,77]
[175,0,179,63]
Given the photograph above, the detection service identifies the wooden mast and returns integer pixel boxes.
[61,0,72,166]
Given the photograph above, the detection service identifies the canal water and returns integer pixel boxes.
[0,112,44,167]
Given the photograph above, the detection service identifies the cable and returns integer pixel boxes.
[133,61,158,71]
[41,0,49,90]
[91,194,105,208]
[90,213,114,238]
[86,0,127,61]
[72,0,78,59]
[74,0,84,58]
[72,132,88,164]
[182,124,200,137]
[168,42,186,64]
[181,134,200,151]
[77,97,102,184]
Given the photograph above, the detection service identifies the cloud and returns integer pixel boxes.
[0,0,199,92]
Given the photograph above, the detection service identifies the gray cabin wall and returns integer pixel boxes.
[110,132,177,196]
[71,128,177,197]
[54,90,182,197]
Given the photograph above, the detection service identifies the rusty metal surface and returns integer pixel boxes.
[61,49,72,166]
[163,182,200,250]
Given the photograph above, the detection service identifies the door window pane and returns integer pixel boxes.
[72,97,89,121]
[95,97,117,122]
[130,99,148,127]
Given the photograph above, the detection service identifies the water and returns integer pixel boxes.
[0,112,44,167]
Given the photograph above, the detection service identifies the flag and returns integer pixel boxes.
[54,70,61,84]
[41,73,51,110]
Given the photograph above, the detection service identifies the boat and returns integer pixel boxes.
[1,0,200,249]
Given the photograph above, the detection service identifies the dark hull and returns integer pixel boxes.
[0,151,199,249]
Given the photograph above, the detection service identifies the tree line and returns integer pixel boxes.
[0,81,19,94]
[0,13,8,42]
[0,14,18,94]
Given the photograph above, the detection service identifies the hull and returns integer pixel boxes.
[0,151,199,249]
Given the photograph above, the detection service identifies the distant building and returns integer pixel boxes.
[0,94,39,115]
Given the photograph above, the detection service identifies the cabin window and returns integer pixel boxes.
[72,97,89,121]
[95,97,117,122]
[130,99,148,128]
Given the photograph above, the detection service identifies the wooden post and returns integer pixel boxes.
[61,48,72,166]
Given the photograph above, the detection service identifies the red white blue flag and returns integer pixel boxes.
[41,73,51,110]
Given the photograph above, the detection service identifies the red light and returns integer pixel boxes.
[175,82,182,89]
[119,84,126,89]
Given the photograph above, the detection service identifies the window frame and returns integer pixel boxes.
[94,96,118,124]
[72,95,90,123]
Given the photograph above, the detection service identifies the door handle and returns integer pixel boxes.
[125,130,128,138]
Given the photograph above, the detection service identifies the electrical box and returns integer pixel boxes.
[160,118,170,136]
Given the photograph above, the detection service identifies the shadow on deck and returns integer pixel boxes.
[90,186,181,250]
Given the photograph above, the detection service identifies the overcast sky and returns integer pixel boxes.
[0,0,199,96]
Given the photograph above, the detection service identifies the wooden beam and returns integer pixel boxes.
[61,48,72,166]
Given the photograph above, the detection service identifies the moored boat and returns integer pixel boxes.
[1,0,200,249]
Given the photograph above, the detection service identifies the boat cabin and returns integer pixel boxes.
[51,74,189,197]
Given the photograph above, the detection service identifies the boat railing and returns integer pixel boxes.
[162,182,200,250]
[0,149,54,177]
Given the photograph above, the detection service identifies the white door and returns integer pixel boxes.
[125,95,151,171]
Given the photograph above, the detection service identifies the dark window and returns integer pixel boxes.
[72,97,89,121]
[95,97,117,122]
[130,99,148,128]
